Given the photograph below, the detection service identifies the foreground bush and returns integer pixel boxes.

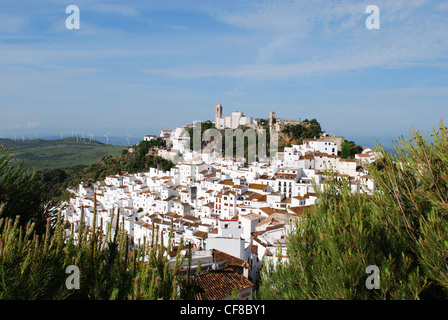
[0,213,193,300]
[258,121,448,299]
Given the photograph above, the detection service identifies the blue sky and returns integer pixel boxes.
[0,0,447,148]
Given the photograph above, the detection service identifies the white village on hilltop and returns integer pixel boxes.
[60,104,378,300]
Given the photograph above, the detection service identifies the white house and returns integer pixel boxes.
[337,159,358,176]
[143,135,157,142]
[303,138,338,156]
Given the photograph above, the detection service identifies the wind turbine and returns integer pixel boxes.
[88,130,93,143]
[126,133,132,147]
[104,133,110,145]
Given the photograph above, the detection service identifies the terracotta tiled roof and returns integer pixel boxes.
[258,207,275,215]
[212,249,250,269]
[264,224,286,232]
[219,180,234,186]
[246,193,266,202]
[258,207,287,216]
[193,268,254,300]
[240,213,263,221]
[275,173,297,179]
[194,231,208,238]
[287,205,313,216]
[204,173,216,178]
[248,183,268,190]
[298,155,314,160]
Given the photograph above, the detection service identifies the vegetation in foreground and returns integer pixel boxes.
[258,121,448,299]
[0,213,195,300]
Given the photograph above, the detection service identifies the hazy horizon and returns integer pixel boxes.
[0,130,406,151]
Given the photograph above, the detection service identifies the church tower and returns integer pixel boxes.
[215,104,223,129]
[269,111,276,127]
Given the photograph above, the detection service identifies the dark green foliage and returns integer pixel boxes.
[0,217,73,299]
[0,211,193,300]
[258,121,448,300]
[281,119,322,143]
[0,146,52,235]
[258,174,428,299]
[341,140,363,159]
[187,120,215,150]
[36,168,68,200]
[148,139,167,149]
[138,139,166,155]
[370,121,448,297]
[341,142,352,159]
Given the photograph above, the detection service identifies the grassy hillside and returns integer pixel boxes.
[0,137,125,170]
[34,139,174,201]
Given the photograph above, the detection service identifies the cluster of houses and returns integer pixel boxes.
[60,108,378,300]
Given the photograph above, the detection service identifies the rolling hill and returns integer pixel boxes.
[0,137,126,170]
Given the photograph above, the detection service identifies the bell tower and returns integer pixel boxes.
[215,104,223,129]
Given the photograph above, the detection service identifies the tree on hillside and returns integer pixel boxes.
[341,142,352,159]
[341,140,363,158]
[187,120,215,150]
[281,119,322,144]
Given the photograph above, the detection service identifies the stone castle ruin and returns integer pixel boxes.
[214,104,301,131]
